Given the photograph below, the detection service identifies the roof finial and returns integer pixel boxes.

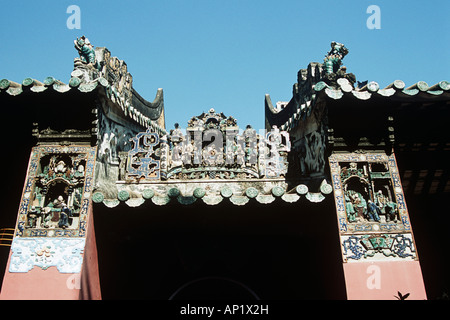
[322,41,355,87]
[323,41,348,75]
[74,36,99,69]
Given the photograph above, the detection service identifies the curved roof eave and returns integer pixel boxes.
[266,78,450,132]
[0,76,167,135]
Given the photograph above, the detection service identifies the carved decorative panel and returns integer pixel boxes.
[15,146,97,238]
[9,238,85,273]
[123,109,290,182]
[329,152,417,262]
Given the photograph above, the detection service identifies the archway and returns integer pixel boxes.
[169,276,260,300]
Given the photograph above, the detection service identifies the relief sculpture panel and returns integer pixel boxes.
[15,146,97,238]
[123,109,291,182]
[329,152,417,262]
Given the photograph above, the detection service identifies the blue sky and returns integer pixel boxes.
[1,0,449,130]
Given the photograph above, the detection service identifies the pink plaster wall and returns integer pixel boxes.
[79,205,102,300]
[0,261,81,300]
[343,260,427,300]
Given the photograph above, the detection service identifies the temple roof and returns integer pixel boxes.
[3,39,449,208]
[266,74,450,132]
[264,42,450,200]
[0,76,165,135]
[0,37,166,136]
[265,42,450,132]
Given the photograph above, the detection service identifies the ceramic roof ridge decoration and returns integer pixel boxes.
[123,108,292,182]
[91,107,334,206]
[92,181,331,207]
[265,42,450,133]
[0,36,166,135]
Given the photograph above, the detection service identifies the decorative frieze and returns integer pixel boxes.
[341,233,416,262]
[123,109,291,182]
[9,238,85,273]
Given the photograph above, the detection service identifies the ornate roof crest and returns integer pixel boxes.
[122,110,290,182]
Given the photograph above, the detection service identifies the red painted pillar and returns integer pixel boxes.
[343,260,426,300]
[0,146,101,300]
[0,205,101,300]
[329,152,427,300]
